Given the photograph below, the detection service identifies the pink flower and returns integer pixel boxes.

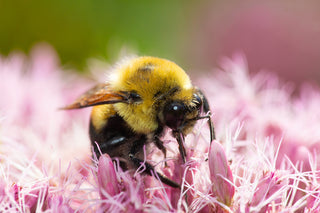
[306,186,320,212]
[248,172,287,212]
[1,46,320,212]
[47,195,74,212]
[208,140,235,207]
[97,154,120,199]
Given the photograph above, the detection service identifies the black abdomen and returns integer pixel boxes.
[89,113,146,170]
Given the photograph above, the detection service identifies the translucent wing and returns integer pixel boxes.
[62,83,128,109]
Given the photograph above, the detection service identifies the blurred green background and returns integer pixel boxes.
[0,0,192,70]
[1,0,320,86]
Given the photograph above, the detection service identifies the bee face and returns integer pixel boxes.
[159,92,202,133]
[63,56,215,188]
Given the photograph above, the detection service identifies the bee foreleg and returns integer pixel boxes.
[154,136,168,167]
[172,130,187,164]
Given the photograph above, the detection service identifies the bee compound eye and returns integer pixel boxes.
[163,102,185,130]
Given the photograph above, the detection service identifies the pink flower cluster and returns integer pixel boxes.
[0,46,319,212]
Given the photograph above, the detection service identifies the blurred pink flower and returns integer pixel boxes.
[1,46,320,212]
[190,1,320,86]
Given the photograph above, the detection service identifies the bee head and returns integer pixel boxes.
[160,92,202,131]
[162,101,185,130]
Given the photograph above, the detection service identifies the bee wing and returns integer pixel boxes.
[62,83,127,109]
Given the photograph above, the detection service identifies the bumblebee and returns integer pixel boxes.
[63,56,215,188]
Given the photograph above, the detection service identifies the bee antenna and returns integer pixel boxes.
[207,112,216,142]
[193,112,216,143]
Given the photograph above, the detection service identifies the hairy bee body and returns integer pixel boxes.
[64,56,214,188]
[109,57,195,134]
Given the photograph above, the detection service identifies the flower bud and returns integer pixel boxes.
[97,154,120,199]
[208,140,235,206]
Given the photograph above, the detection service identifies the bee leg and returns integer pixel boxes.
[128,154,180,189]
[154,136,168,167]
[129,137,180,188]
[172,130,187,164]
